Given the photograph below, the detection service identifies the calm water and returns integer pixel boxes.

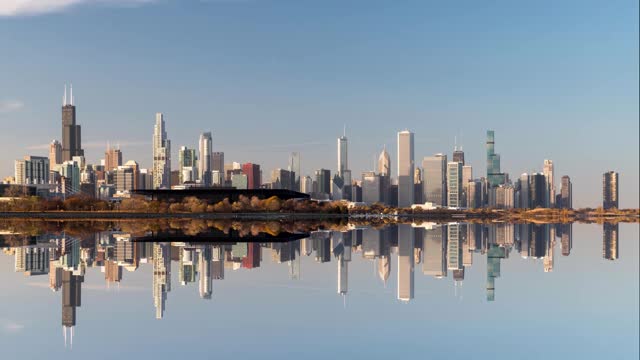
[0,222,638,359]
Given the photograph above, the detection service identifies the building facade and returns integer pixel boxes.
[152,113,171,189]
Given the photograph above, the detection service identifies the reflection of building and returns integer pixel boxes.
[560,224,572,256]
[62,270,83,347]
[447,223,462,271]
[397,225,414,301]
[199,246,212,299]
[153,243,171,319]
[423,224,447,278]
[603,223,619,260]
[486,244,506,301]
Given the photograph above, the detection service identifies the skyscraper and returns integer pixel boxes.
[422,154,447,206]
[378,145,391,177]
[529,173,547,208]
[397,130,415,208]
[560,175,572,209]
[486,130,505,187]
[14,156,49,185]
[178,146,197,184]
[543,159,555,207]
[196,132,212,186]
[212,152,224,174]
[49,140,62,166]
[314,169,331,196]
[447,162,463,208]
[452,147,465,165]
[152,113,171,189]
[288,152,300,191]
[104,144,122,171]
[61,84,84,162]
[242,163,261,189]
[336,129,352,200]
[602,171,619,209]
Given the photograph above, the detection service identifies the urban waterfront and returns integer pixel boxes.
[0,221,637,359]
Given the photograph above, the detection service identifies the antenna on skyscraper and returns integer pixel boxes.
[343,124,346,137]
[70,83,73,105]
[63,84,67,106]
[454,135,458,151]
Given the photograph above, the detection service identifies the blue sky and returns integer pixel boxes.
[0,0,638,207]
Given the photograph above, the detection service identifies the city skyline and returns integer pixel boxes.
[0,1,637,207]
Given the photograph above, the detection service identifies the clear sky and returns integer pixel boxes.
[0,0,638,207]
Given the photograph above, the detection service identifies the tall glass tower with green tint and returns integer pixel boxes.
[486,130,506,187]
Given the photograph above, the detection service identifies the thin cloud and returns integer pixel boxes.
[0,100,24,113]
[0,0,157,17]
[0,319,25,333]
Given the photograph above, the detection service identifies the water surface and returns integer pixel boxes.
[0,222,637,359]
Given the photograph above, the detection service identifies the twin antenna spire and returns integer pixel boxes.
[63,83,74,106]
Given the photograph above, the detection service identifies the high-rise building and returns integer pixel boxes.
[543,159,556,207]
[423,154,447,206]
[336,130,352,200]
[529,173,547,208]
[241,163,261,189]
[560,175,572,209]
[14,156,50,185]
[452,148,465,165]
[49,140,62,166]
[447,162,463,208]
[603,223,619,260]
[104,145,122,171]
[61,84,84,162]
[314,169,331,196]
[397,130,415,208]
[178,146,197,184]
[212,152,224,174]
[378,145,391,177]
[288,152,301,191]
[115,165,135,192]
[602,171,619,209]
[152,113,171,189]
[518,173,530,208]
[486,130,505,187]
[199,132,212,186]
[300,175,313,194]
[271,168,294,190]
[361,171,381,204]
[462,165,473,207]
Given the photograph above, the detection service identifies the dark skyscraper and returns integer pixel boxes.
[452,148,465,165]
[602,171,619,209]
[61,84,84,162]
[560,175,573,209]
[212,152,224,173]
[529,173,547,208]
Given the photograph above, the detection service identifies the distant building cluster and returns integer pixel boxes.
[2,86,622,208]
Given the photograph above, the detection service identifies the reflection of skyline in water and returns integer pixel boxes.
[2,222,624,347]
